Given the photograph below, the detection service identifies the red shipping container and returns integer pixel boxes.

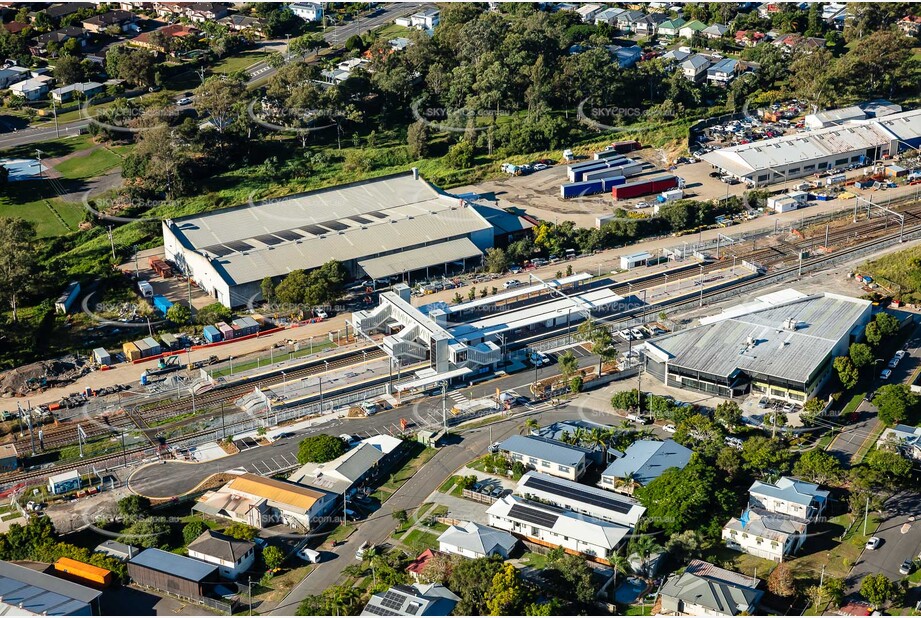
[611,175,678,200]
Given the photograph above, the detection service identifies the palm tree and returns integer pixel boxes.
[559,430,573,444]
[522,418,540,435]
[608,551,631,587]
[587,427,610,463]
[558,350,578,380]
[571,427,588,447]
[326,584,359,616]
[630,535,664,577]
[613,472,637,494]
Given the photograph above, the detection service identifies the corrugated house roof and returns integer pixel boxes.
[437,521,518,556]
[601,439,692,486]
[0,559,101,615]
[129,548,217,582]
[188,530,255,563]
[749,476,829,506]
[660,560,763,616]
[498,435,587,468]
[227,473,326,512]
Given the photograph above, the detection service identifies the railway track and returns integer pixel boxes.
[4,216,921,491]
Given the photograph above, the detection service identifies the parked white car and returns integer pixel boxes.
[662,424,676,434]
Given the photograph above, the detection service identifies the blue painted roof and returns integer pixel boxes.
[601,439,692,485]
[749,477,829,506]
[498,435,586,467]
[130,548,217,582]
[0,560,100,615]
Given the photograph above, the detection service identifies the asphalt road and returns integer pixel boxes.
[847,493,921,596]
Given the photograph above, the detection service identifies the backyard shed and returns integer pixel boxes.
[92,348,112,366]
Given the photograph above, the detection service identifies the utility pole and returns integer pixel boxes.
[221,402,226,439]
[825,224,829,248]
[441,381,447,430]
[106,226,116,261]
[51,98,59,138]
[863,495,869,536]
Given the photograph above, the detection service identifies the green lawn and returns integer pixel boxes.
[0,181,86,237]
[520,551,550,570]
[209,50,271,75]
[54,147,122,179]
[372,23,413,40]
[402,529,439,551]
[840,392,866,417]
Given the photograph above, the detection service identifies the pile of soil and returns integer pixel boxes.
[0,355,89,398]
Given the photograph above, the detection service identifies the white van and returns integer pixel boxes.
[137,281,154,298]
[297,547,321,564]
[360,401,378,416]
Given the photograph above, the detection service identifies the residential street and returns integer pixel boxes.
[847,493,921,597]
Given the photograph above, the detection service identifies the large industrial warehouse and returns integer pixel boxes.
[163,171,499,307]
[643,290,872,402]
[702,108,921,186]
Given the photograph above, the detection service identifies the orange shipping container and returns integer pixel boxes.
[54,557,114,588]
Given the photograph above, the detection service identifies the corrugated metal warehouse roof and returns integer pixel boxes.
[358,237,481,280]
[0,560,101,615]
[645,293,871,383]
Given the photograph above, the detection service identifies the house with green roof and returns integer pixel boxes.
[678,19,707,39]
[657,17,686,37]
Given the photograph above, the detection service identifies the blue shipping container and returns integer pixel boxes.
[561,180,604,199]
[570,163,609,182]
[601,176,627,191]
[152,295,173,315]
[203,325,223,343]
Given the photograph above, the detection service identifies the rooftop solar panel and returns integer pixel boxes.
[522,475,633,515]
[253,234,283,246]
[322,220,349,231]
[367,211,389,219]
[380,590,406,610]
[349,215,372,225]
[223,240,254,252]
[299,225,328,236]
[201,244,231,257]
[364,604,390,615]
[508,503,559,528]
[273,229,304,241]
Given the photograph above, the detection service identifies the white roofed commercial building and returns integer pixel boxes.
[644,291,872,402]
[701,108,921,186]
[163,171,496,307]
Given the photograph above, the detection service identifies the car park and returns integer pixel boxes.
[865,537,881,550]
[881,369,892,380]
[631,328,645,340]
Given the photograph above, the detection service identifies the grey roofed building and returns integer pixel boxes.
[128,548,218,582]
[187,529,255,565]
[94,540,139,561]
[498,435,588,467]
[0,559,102,616]
[702,23,729,37]
[659,559,763,616]
[804,105,866,129]
[437,521,518,558]
[749,476,829,521]
[860,99,903,119]
[644,292,872,401]
[163,171,495,307]
[600,440,692,491]
[288,442,386,495]
[361,583,459,616]
[878,423,921,459]
[661,49,691,63]
[516,471,645,528]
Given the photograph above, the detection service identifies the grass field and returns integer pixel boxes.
[0,180,86,237]
[54,147,123,179]
[209,50,271,75]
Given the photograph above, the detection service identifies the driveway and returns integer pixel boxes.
[847,493,921,596]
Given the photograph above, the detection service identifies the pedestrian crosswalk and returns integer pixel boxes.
[449,392,467,405]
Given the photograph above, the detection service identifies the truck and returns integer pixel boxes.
[137,281,154,298]
[611,175,680,200]
[583,167,630,182]
[562,149,575,162]
[561,180,603,199]
[825,173,846,186]
[656,188,684,203]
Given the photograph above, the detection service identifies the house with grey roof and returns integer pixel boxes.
[599,439,692,495]
[680,54,710,83]
[361,583,459,616]
[128,548,218,601]
[497,434,589,481]
[187,529,256,580]
[706,58,740,85]
[702,23,729,39]
[722,507,809,562]
[634,13,668,36]
[616,10,646,32]
[594,7,625,25]
[94,540,139,561]
[659,559,763,616]
[437,521,518,559]
[661,49,691,65]
[749,476,829,522]
[0,559,102,616]
[289,442,386,496]
[877,424,921,460]
[516,471,645,528]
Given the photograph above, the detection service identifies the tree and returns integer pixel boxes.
[448,556,504,615]
[768,562,795,597]
[569,375,583,394]
[261,277,275,304]
[822,577,846,608]
[118,519,170,549]
[674,414,724,459]
[484,248,508,273]
[860,573,896,609]
[788,48,835,113]
[124,125,190,198]
[445,140,474,169]
[263,545,285,570]
[793,449,841,485]
[0,218,38,322]
[166,302,192,325]
[544,552,596,605]
[0,165,7,187]
[290,33,328,58]
[195,74,246,137]
[117,495,151,522]
[224,522,258,541]
[849,342,874,369]
[407,119,430,159]
[873,313,900,338]
[485,564,528,615]
[297,434,346,464]
[392,509,408,527]
[865,321,882,347]
[865,449,912,485]
[105,46,157,89]
[558,350,578,380]
[635,457,733,536]
[196,302,232,325]
[182,520,207,545]
[715,446,744,478]
[418,552,456,584]
[714,401,742,431]
[53,55,86,86]
[741,436,793,475]
[873,384,917,426]
[276,270,311,307]
[833,356,859,390]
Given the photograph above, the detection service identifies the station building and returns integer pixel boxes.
[643,290,872,402]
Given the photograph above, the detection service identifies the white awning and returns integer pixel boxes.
[358,238,482,280]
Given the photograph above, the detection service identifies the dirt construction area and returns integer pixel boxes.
[453,148,749,228]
